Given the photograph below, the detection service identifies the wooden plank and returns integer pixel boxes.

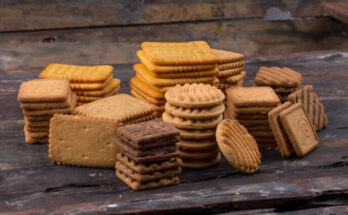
[0,0,346,32]
[0,17,347,71]
[324,2,348,24]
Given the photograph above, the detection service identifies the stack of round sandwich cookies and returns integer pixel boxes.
[254,66,302,103]
[17,79,76,144]
[225,87,281,150]
[163,83,225,168]
[212,49,246,92]
[39,63,121,106]
[130,41,217,118]
[115,120,181,190]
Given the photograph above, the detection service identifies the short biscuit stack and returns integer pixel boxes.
[130,41,217,118]
[39,63,120,106]
[225,87,280,150]
[163,83,225,168]
[17,79,76,144]
[212,49,245,91]
[254,66,302,103]
[116,120,181,190]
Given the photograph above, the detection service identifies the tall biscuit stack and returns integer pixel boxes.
[116,120,181,190]
[254,66,302,103]
[17,79,76,144]
[39,63,121,106]
[163,83,225,168]
[130,41,217,118]
[212,49,246,92]
[225,87,280,150]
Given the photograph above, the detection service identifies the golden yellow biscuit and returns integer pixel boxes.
[74,78,120,96]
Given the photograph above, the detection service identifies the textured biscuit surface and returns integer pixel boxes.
[218,71,246,84]
[181,153,221,169]
[76,86,119,102]
[70,74,113,90]
[162,112,222,129]
[177,128,216,140]
[213,49,244,63]
[75,78,120,96]
[165,103,225,119]
[216,67,243,78]
[49,114,120,168]
[216,119,261,174]
[130,77,164,99]
[255,66,302,87]
[217,61,244,70]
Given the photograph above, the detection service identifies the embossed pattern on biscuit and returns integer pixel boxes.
[217,61,245,71]
[216,67,244,78]
[213,49,244,63]
[255,66,302,87]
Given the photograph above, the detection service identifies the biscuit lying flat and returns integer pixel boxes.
[216,119,261,174]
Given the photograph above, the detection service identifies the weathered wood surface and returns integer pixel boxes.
[0,0,346,32]
[0,49,347,214]
[324,2,348,24]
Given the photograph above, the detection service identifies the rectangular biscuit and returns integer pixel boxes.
[130,90,165,113]
[23,95,76,116]
[123,114,156,125]
[130,85,165,105]
[18,79,70,103]
[49,114,120,168]
[130,77,164,99]
[218,71,246,84]
[217,61,245,70]
[76,85,120,102]
[226,99,275,115]
[255,66,303,88]
[213,49,244,64]
[20,91,74,110]
[70,74,113,91]
[141,41,217,66]
[74,78,120,97]
[39,63,113,83]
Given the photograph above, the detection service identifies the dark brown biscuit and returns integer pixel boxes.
[117,139,177,157]
[121,150,179,163]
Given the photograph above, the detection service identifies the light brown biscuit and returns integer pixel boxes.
[18,79,70,103]
[134,64,215,87]
[130,85,166,106]
[165,103,225,119]
[217,61,245,71]
[130,77,164,99]
[226,99,275,114]
[25,133,48,144]
[226,87,280,108]
[268,102,294,158]
[177,128,215,140]
[137,50,216,73]
[181,153,221,169]
[23,97,76,116]
[213,49,244,63]
[279,103,318,157]
[116,170,179,190]
[130,89,165,112]
[149,68,216,79]
[24,115,52,122]
[177,140,217,151]
[70,74,113,91]
[76,86,119,102]
[213,79,244,90]
[142,41,217,66]
[25,118,50,126]
[165,83,225,108]
[178,148,219,160]
[20,90,74,110]
[163,112,223,129]
[255,66,302,87]
[216,119,261,174]
[225,107,268,119]
[216,67,243,78]
[272,86,300,93]
[74,78,120,97]
[218,71,246,84]
[136,73,171,93]
[39,63,113,83]
[49,114,120,168]
[25,125,49,133]
[75,94,154,123]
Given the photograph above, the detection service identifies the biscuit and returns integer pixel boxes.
[148,68,217,79]
[116,153,181,174]
[165,83,225,108]
[236,119,269,126]
[288,85,328,131]
[20,91,74,110]
[177,140,217,151]
[181,153,221,169]
[134,64,215,87]
[249,131,274,138]
[18,79,70,103]
[178,148,219,160]
[121,150,179,164]
[137,50,216,73]
[165,103,225,119]
[39,63,113,83]
[76,86,119,102]
[25,130,48,139]
[70,74,113,91]
[141,41,217,66]
[213,79,244,90]
[216,119,261,174]
[130,90,165,113]
[279,103,318,157]
[217,62,245,71]
[226,87,280,108]
[25,133,48,144]
[162,112,222,129]
[213,49,244,63]
[22,97,76,116]
[177,128,215,140]
[25,118,50,127]
[255,66,302,87]
[136,73,171,93]
[123,114,156,125]
[268,102,294,158]
[49,114,120,168]
[218,71,246,84]
[244,125,271,131]
[75,94,154,123]
[272,86,300,93]
[130,86,165,106]
[25,125,49,133]
[253,137,277,143]
[24,115,52,122]
[130,77,164,99]
[74,78,120,96]
[116,170,179,190]
[216,67,243,78]
[226,100,275,114]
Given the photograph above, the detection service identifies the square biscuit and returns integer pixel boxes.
[18,79,70,103]
[70,74,113,91]
[75,94,154,123]
[49,114,120,168]
[279,103,318,157]
[226,87,280,108]
[213,49,244,64]
[75,78,120,97]
[20,91,75,110]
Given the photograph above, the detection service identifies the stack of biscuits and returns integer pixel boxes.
[163,83,225,168]
[116,120,181,190]
[17,79,76,144]
[225,87,280,150]
[130,41,217,118]
[254,66,302,103]
[39,63,121,106]
[212,49,245,92]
